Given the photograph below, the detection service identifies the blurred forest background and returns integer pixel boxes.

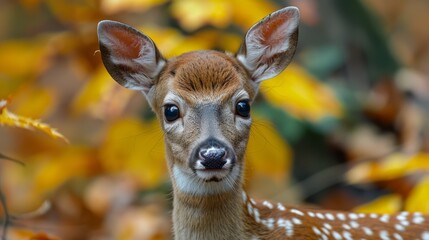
[1,0,429,239]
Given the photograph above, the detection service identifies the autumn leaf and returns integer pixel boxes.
[346,152,429,183]
[72,66,133,118]
[354,194,402,214]
[171,0,233,31]
[246,117,292,182]
[0,107,68,143]
[230,0,277,29]
[100,0,168,14]
[260,64,343,122]
[99,118,168,188]
[405,177,429,213]
[5,228,59,240]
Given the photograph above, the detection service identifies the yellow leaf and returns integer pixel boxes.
[0,39,49,79]
[100,0,167,14]
[8,86,55,119]
[260,64,342,121]
[171,0,232,31]
[45,0,99,23]
[72,66,133,118]
[354,194,402,214]
[245,117,292,182]
[141,27,221,57]
[1,146,92,212]
[346,152,429,183]
[0,108,68,143]
[405,177,429,213]
[230,0,277,29]
[99,118,168,188]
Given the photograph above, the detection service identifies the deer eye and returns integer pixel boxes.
[164,104,180,122]
[236,100,250,118]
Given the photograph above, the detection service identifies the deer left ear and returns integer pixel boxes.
[236,7,299,82]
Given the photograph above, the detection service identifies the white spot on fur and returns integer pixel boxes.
[277,218,293,237]
[394,224,405,231]
[348,213,358,220]
[247,202,254,216]
[342,223,351,230]
[349,221,359,228]
[291,209,304,216]
[343,231,353,240]
[332,231,342,240]
[242,191,247,202]
[323,223,332,230]
[363,227,373,236]
[312,226,321,235]
[253,207,261,223]
[277,203,286,211]
[380,214,390,223]
[337,213,346,221]
[262,201,273,209]
[325,213,335,220]
[396,213,407,221]
[261,218,275,230]
[316,212,325,219]
[370,213,378,219]
[413,215,425,224]
[379,230,389,240]
[292,218,302,225]
[308,211,315,217]
[393,232,403,240]
[422,231,429,240]
[399,220,409,226]
[321,227,329,235]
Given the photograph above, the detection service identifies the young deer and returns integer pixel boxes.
[97,6,429,240]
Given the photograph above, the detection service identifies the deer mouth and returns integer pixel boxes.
[193,158,235,181]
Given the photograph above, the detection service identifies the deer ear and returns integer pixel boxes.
[236,7,299,82]
[97,20,166,94]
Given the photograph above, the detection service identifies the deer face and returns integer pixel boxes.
[151,51,258,194]
[97,7,299,195]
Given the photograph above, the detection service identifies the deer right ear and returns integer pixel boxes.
[236,7,299,83]
[97,20,166,94]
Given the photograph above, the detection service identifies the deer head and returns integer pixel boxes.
[97,7,299,197]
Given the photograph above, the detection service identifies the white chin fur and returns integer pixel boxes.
[172,165,240,195]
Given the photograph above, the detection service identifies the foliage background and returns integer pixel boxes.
[1,0,429,239]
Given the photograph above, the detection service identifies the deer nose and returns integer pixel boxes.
[198,139,227,169]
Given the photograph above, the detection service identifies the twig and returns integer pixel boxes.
[0,188,8,240]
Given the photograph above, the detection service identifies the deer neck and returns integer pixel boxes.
[172,187,249,240]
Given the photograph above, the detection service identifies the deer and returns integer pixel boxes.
[97,6,429,240]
